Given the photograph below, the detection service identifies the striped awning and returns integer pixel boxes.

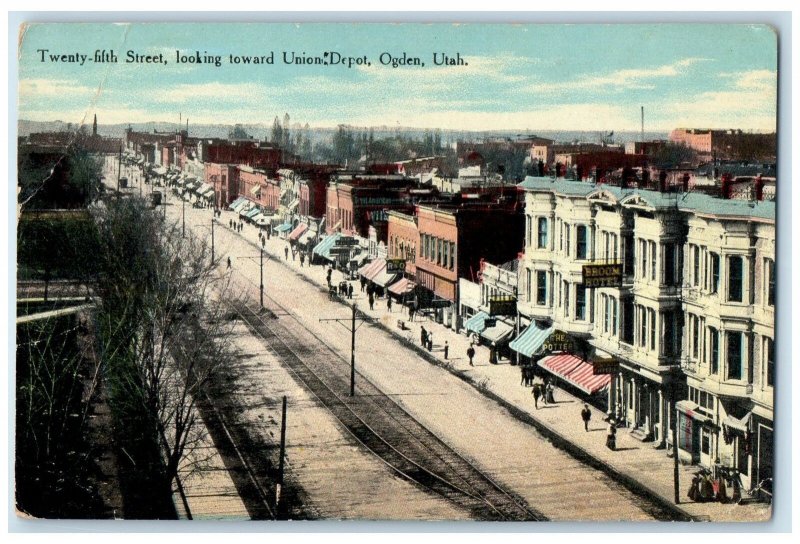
[312,233,342,260]
[388,277,416,296]
[537,354,611,395]
[359,258,386,281]
[229,197,248,212]
[246,207,261,219]
[464,311,490,334]
[481,320,514,344]
[288,222,308,242]
[510,324,554,358]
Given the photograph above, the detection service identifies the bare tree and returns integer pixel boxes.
[92,196,238,503]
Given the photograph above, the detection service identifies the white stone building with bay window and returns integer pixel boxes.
[516,176,774,491]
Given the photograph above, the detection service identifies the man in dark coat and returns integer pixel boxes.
[581,403,592,432]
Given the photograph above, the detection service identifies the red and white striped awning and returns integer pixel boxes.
[359,258,386,281]
[388,277,415,296]
[537,354,611,395]
[287,222,308,242]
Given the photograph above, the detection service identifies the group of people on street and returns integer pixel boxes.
[229,220,244,233]
[530,378,556,409]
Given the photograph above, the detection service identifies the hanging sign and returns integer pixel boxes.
[582,263,623,287]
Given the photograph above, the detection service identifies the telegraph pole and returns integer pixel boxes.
[350,303,356,396]
[182,198,186,238]
[276,395,287,514]
[211,218,216,263]
[260,247,265,309]
[320,301,377,397]
[672,386,680,504]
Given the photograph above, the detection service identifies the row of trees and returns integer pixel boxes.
[17,144,236,517]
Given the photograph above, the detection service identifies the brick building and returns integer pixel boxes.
[414,201,525,329]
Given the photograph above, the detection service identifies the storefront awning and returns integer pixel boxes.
[388,277,416,297]
[312,233,342,261]
[359,258,386,281]
[676,400,711,424]
[372,269,400,288]
[723,412,752,433]
[229,197,248,212]
[464,311,490,334]
[480,320,514,344]
[289,199,300,212]
[298,229,317,247]
[246,207,261,219]
[288,222,308,242]
[274,222,293,233]
[538,354,611,395]
[510,324,554,358]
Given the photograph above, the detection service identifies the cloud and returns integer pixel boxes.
[18,78,96,98]
[525,57,712,95]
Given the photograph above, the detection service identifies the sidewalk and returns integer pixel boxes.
[221,210,771,523]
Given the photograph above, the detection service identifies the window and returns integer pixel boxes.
[764,337,774,387]
[709,327,719,374]
[526,216,532,248]
[649,241,657,281]
[639,306,647,348]
[611,298,618,336]
[622,298,634,345]
[765,258,775,307]
[639,240,647,278]
[602,294,609,333]
[692,245,700,286]
[536,271,547,306]
[664,244,675,286]
[691,314,699,359]
[443,241,449,268]
[449,242,455,270]
[576,285,586,320]
[576,225,588,259]
[624,234,635,276]
[648,308,656,351]
[558,219,563,251]
[611,233,619,261]
[662,312,675,357]
[710,253,720,294]
[726,331,743,380]
[563,281,570,315]
[565,225,571,257]
[728,256,744,302]
[537,217,548,249]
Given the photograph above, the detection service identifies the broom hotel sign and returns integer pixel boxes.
[582,263,623,287]
[36,49,469,69]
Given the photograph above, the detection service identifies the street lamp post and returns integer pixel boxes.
[182,197,186,238]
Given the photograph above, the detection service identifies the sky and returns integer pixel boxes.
[16,22,778,132]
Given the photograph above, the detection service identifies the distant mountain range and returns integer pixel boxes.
[18,119,671,146]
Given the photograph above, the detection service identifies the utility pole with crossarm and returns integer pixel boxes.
[320,301,377,396]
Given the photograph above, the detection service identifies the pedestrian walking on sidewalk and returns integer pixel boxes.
[466,345,475,366]
[360,277,366,292]
[227,256,231,269]
[300,253,305,267]
[347,283,353,299]
[387,296,392,311]
[532,383,542,409]
[606,417,617,450]
[368,292,375,310]
[285,246,289,260]
[427,333,433,352]
[443,341,449,360]
[581,403,592,431]
[546,382,555,404]
[421,327,427,347]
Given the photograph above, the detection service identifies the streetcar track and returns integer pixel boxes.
[229,285,545,521]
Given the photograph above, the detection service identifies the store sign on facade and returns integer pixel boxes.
[582,263,623,287]
[593,358,619,375]
[489,295,517,316]
[386,258,406,274]
[542,330,574,352]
